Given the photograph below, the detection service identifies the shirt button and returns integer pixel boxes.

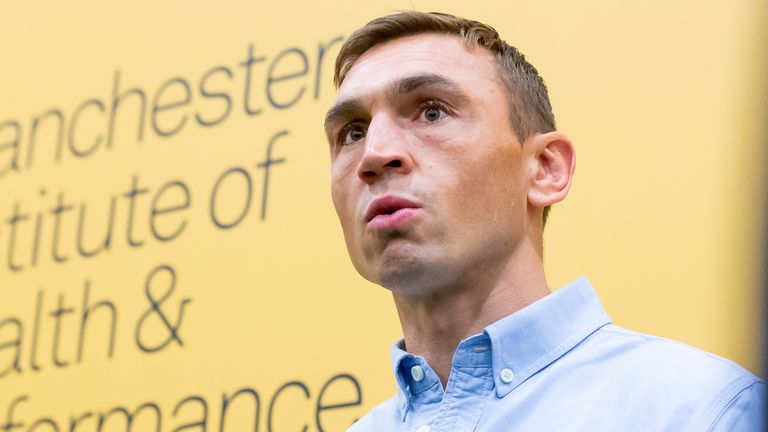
[411,365,425,382]
[501,368,514,383]
[416,426,431,432]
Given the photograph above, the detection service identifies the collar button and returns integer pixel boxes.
[411,365,425,382]
[500,368,514,383]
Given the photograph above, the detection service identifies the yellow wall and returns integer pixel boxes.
[0,1,765,430]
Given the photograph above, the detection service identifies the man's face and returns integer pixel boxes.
[326,34,532,295]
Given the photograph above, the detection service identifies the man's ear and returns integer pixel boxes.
[526,131,575,209]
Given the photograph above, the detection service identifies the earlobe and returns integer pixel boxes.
[527,131,576,208]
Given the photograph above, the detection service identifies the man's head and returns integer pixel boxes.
[325,12,575,296]
[334,12,555,150]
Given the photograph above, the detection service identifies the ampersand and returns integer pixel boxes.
[135,264,192,353]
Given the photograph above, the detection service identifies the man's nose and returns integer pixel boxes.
[357,115,414,184]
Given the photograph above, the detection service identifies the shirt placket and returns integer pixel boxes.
[432,363,494,431]
[425,337,495,432]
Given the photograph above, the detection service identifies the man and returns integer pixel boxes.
[324,11,765,431]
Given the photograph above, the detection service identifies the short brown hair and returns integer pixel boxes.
[334,11,556,223]
[334,11,556,144]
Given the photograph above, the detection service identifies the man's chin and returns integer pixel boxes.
[355,238,448,290]
[373,255,451,295]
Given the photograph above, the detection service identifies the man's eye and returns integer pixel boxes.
[342,125,366,145]
[421,103,446,123]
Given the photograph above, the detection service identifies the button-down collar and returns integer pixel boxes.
[390,277,612,417]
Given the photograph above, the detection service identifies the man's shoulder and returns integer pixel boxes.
[577,323,764,426]
[589,323,759,381]
[347,324,765,431]
[346,395,400,432]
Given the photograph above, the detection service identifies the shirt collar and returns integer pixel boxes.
[390,276,612,407]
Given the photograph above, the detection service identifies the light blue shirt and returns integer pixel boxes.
[349,277,765,431]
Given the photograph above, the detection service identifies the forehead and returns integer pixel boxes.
[337,33,501,101]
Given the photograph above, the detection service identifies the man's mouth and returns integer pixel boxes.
[364,195,421,230]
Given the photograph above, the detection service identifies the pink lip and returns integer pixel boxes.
[364,195,421,230]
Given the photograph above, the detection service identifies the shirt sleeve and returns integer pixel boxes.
[708,381,766,432]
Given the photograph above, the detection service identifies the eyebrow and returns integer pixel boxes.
[386,73,467,100]
[324,73,469,136]
[324,99,366,136]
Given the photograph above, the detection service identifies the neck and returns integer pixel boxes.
[391,241,549,387]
